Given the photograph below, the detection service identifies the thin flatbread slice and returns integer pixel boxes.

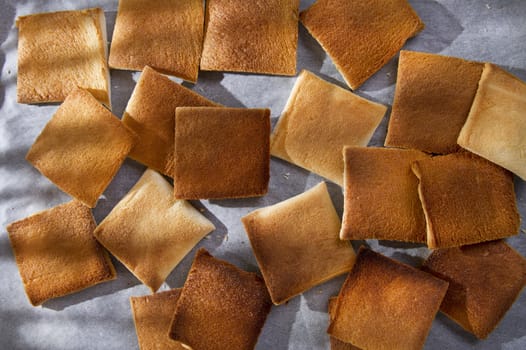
[271,70,386,185]
[411,152,520,249]
[26,88,135,208]
[328,247,448,350]
[16,8,111,107]
[94,169,215,292]
[242,182,356,305]
[6,201,116,306]
[123,66,220,177]
[458,63,526,180]
[328,298,361,350]
[173,107,270,199]
[300,0,424,89]
[340,147,429,243]
[385,51,483,154]
[422,240,526,339]
[200,0,299,75]
[109,0,204,82]
[130,289,185,350]
[168,249,272,350]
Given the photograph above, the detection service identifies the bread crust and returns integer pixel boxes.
[109,0,204,82]
[328,298,361,350]
[173,107,270,199]
[200,0,299,75]
[16,8,110,107]
[271,70,386,185]
[26,88,135,208]
[385,51,483,154]
[411,152,520,248]
[94,169,215,292]
[6,201,116,306]
[340,147,429,242]
[300,0,424,89]
[328,247,448,350]
[242,182,356,305]
[422,241,526,339]
[458,63,526,180]
[168,249,272,350]
[123,67,220,177]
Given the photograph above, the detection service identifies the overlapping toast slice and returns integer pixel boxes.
[173,107,270,199]
[422,241,526,339]
[412,152,520,248]
[123,66,219,177]
[271,70,386,185]
[385,51,483,154]
[130,289,185,350]
[458,63,526,180]
[340,147,429,243]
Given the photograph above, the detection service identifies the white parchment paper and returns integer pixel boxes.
[1,1,525,349]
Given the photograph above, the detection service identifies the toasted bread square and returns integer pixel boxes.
[300,0,423,89]
[130,289,185,350]
[109,0,204,82]
[169,249,272,350]
[16,8,110,107]
[412,153,520,249]
[200,0,299,75]
[26,88,135,208]
[242,182,356,305]
[340,147,429,243]
[458,63,526,180]
[271,70,387,185]
[173,107,270,199]
[328,298,360,350]
[328,248,448,350]
[6,201,116,306]
[94,169,215,292]
[123,67,220,177]
[423,241,526,339]
[385,51,483,154]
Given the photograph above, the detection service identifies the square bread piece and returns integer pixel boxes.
[300,0,424,90]
[109,0,204,82]
[340,147,429,243]
[328,247,448,350]
[412,152,520,249]
[168,249,272,350]
[200,0,299,75]
[328,298,360,350]
[242,182,356,305]
[130,289,185,350]
[123,66,220,177]
[16,8,110,107]
[422,241,526,339]
[458,63,526,180]
[26,88,135,208]
[385,51,483,154]
[173,107,270,199]
[6,201,116,306]
[271,70,387,186]
[94,169,215,292]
